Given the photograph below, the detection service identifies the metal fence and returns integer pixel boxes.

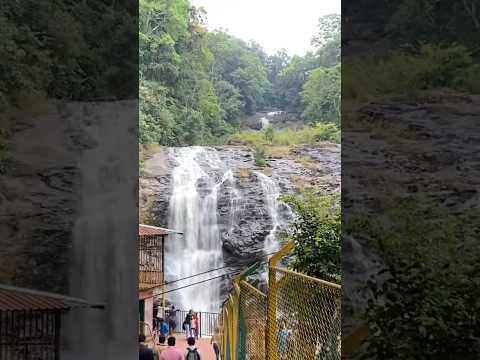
[267,267,341,360]
[217,241,342,360]
[168,309,219,337]
[139,234,164,289]
[237,281,267,360]
[0,310,60,360]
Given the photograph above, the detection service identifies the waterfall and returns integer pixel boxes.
[167,147,225,312]
[222,169,243,233]
[255,171,283,254]
[260,117,270,129]
[63,102,137,360]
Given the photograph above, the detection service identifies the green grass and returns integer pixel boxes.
[227,122,340,148]
[343,44,480,100]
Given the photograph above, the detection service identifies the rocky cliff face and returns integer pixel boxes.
[0,100,138,360]
[342,90,480,334]
[140,143,340,270]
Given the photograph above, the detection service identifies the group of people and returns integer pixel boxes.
[139,335,202,360]
[182,309,199,340]
[154,306,200,340]
[142,304,220,360]
[154,305,178,336]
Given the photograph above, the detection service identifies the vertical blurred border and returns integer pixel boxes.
[342,0,480,358]
[0,1,139,359]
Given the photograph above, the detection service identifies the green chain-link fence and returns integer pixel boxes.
[237,280,267,360]
[267,267,341,360]
[217,241,342,360]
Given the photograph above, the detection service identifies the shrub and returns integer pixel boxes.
[282,190,341,283]
[343,44,479,100]
[264,125,274,143]
[254,146,267,167]
[347,202,480,359]
[227,130,264,147]
[227,122,340,148]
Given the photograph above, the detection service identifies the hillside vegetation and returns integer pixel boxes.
[140,0,340,146]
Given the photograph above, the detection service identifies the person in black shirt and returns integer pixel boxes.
[168,305,177,335]
[139,334,154,360]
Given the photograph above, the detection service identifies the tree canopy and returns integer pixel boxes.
[1,0,137,109]
[140,0,341,146]
[282,191,341,283]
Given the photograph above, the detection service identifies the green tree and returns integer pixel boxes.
[139,0,236,146]
[266,49,291,83]
[266,49,291,106]
[1,0,137,108]
[301,65,341,124]
[264,126,274,143]
[282,191,341,283]
[275,54,318,113]
[214,80,244,123]
[272,14,340,115]
[208,31,271,115]
[312,14,340,67]
[254,146,267,167]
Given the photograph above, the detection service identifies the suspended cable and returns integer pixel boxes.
[159,271,240,296]
[141,250,280,301]
[155,250,278,288]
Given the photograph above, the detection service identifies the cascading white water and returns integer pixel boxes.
[260,117,270,129]
[267,111,282,116]
[167,147,225,312]
[221,169,244,234]
[255,171,283,254]
[63,102,137,360]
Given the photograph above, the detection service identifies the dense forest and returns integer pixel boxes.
[343,0,480,99]
[139,0,340,146]
[344,1,480,359]
[0,0,137,107]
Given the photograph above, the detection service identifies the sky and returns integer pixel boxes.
[191,0,341,56]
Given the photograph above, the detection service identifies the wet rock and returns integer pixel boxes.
[140,142,340,276]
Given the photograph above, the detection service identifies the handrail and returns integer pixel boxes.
[270,266,341,289]
[218,239,348,360]
[239,280,267,298]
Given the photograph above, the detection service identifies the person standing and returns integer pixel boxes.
[157,336,168,355]
[168,305,177,335]
[185,337,201,360]
[139,334,155,360]
[153,305,159,331]
[183,310,193,339]
[191,312,198,339]
[159,336,183,360]
[159,318,169,339]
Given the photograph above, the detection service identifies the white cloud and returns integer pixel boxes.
[191,0,341,56]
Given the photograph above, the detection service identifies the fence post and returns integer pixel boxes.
[266,241,294,360]
[232,281,241,360]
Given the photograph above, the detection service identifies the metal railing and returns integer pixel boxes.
[0,310,60,360]
[216,241,342,360]
[139,270,163,288]
[166,310,219,337]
